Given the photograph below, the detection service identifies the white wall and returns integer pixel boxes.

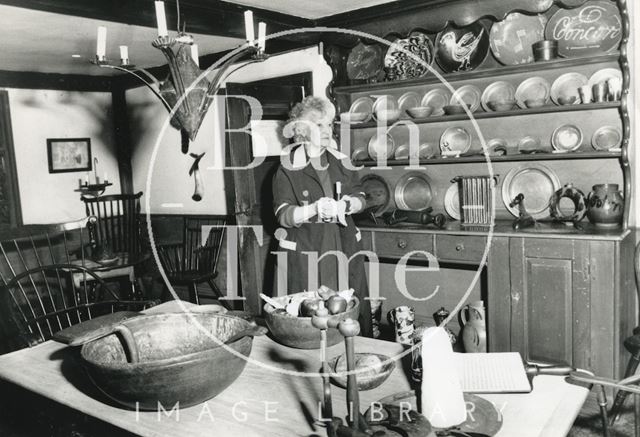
[129,46,333,215]
[7,89,121,224]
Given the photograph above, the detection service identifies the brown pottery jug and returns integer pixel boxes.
[586,183,624,228]
[460,300,487,353]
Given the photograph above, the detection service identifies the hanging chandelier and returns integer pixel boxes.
[93,2,268,153]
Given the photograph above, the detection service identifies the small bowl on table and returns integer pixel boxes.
[406,106,434,119]
[263,292,360,349]
[487,99,516,112]
[328,352,395,391]
[443,105,466,115]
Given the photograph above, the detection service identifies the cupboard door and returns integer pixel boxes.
[509,238,590,367]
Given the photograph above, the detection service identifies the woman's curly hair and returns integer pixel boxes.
[284,96,336,144]
[288,96,336,122]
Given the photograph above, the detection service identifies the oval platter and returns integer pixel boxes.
[490,12,547,65]
[346,42,383,81]
[435,22,490,73]
[545,1,622,57]
[384,32,434,81]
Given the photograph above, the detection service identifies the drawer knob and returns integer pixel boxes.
[397,239,407,249]
[456,244,464,251]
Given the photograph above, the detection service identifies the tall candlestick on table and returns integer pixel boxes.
[244,10,255,43]
[155,1,168,37]
[96,26,107,60]
[258,22,266,51]
[420,327,466,428]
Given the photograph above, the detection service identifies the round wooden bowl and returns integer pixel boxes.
[263,294,360,349]
[80,313,255,410]
[328,353,395,391]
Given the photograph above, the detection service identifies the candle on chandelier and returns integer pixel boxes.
[258,22,266,51]
[96,26,107,60]
[104,172,108,183]
[191,44,199,67]
[155,1,169,37]
[119,45,129,65]
[244,10,255,43]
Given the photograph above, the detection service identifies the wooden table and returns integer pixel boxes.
[0,336,590,437]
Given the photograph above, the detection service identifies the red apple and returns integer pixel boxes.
[325,296,347,315]
[299,298,323,317]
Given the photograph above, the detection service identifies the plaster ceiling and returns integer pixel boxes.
[0,0,398,76]
[226,0,400,19]
[0,4,244,76]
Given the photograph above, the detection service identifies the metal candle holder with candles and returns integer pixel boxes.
[92,1,269,155]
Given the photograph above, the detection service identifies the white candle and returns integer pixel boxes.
[420,327,466,428]
[96,26,107,59]
[155,1,169,37]
[191,44,199,66]
[119,45,129,63]
[85,173,89,184]
[104,172,108,182]
[244,10,255,43]
[258,22,266,51]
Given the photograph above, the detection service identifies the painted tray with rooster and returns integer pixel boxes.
[435,22,490,73]
[384,32,434,81]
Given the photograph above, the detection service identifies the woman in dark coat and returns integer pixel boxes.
[272,96,372,336]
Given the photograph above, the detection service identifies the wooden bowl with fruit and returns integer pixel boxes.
[328,353,395,391]
[263,288,360,349]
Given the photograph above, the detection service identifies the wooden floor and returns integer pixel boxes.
[569,394,636,437]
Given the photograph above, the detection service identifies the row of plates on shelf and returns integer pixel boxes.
[347,3,621,81]
[361,164,589,221]
[345,67,622,122]
[356,124,622,161]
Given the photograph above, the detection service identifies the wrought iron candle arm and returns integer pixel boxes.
[91,36,268,147]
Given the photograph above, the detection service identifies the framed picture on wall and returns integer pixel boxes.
[46,138,92,173]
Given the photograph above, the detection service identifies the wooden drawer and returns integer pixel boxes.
[374,232,434,258]
[435,235,487,263]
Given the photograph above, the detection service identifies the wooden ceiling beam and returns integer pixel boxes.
[0,0,312,39]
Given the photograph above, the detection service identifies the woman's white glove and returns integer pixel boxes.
[316,197,337,222]
[340,195,363,215]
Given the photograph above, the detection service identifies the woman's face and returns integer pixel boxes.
[296,110,333,150]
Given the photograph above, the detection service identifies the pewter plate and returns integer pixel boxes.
[502,164,561,218]
[421,88,452,116]
[515,76,551,109]
[394,172,433,211]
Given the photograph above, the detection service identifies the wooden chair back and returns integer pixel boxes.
[0,217,154,351]
[82,192,144,255]
[183,216,226,275]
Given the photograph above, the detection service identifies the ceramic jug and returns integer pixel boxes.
[586,183,624,228]
[460,300,487,353]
